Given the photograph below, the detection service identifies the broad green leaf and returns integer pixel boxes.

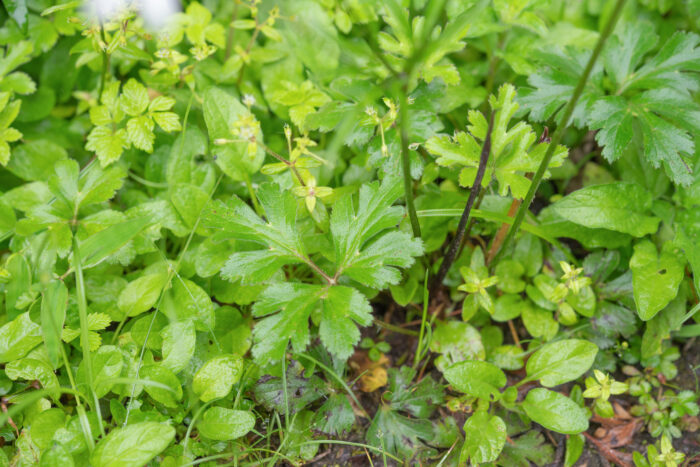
[48,159,127,213]
[77,345,124,397]
[90,422,175,467]
[160,320,196,373]
[30,408,67,451]
[5,357,60,398]
[281,0,340,76]
[192,354,243,402]
[522,388,589,434]
[202,86,264,181]
[197,407,255,441]
[630,240,685,321]
[0,311,42,363]
[550,183,660,237]
[430,320,484,372]
[4,253,31,319]
[161,278,215,332]
[117,272,168,317]
[5,140,67,181]
[40,443,74,466]
[141,364,182,408]
[525,339,598,387]
[41,280,68,368]
[443,361,506,399]
[460,411,506,464]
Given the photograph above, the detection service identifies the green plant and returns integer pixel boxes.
[1,0,699,465]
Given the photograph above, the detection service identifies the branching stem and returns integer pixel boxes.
[491,0,627,265]
[434,113,495,288]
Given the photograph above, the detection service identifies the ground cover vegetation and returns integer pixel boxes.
[0,0,699,465]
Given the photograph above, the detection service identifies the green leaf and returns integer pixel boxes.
[141,364,182,408]
[425,84,566,199]
[4,253,31,319]
[161,278,215,332]
[40,443,74,466]
[384,366,443,417]
[160,320,196,373]
[202,86,264,181]
[2,0,28,30]
[527,339,597,387]
[126,115,155,152]
[90,422,175,467]
[192,354,243,402]
[252,283,372,362]
[525,26,700,185]
[79,217,152,269]
[550,183,660,237]
[565,434,585,467]
[85,126,128,167]
[6,357,60,398]
[522,388,589,434]
[117,272,169,317]
[40,280,68,368]
[120,79,150,117]
[0,311,42,363]
[630,240,685,321]
[460,411,506,464]
[77,345,123,397]
[207,183,306,284]
[499,431,554,466]
[366,406,433,459]
[5,140,67,182]
[443,360,506,399]
[331,176,422,284]
[197,407,255,441]
[430,320,484,372]
[152,111,181,132]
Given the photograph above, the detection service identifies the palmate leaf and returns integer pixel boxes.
[425,84,567,199]
[523,23,700,185]
[252,282,373,361]
[205,176,422,362]
[331,176,422,288]
[205,183,307,284]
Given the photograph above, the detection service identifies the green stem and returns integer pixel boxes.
[413,275,430,370]
[491,0,627,265]
[98,25,110,101]
[244,171,264,217]
[72,235,105,437]
[398,88,421,238]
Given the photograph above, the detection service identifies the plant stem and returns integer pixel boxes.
[244,171,264,216]
[225,2,240,60]
[413,275,430,370]
[491,0,627,265]
[98,25,110,101]
[255,139,306,187]
[398,87,421,238]
[434,112,495,288]
[72,235,105,437]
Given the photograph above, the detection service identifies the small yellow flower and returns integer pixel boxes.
[292,177,333,213]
